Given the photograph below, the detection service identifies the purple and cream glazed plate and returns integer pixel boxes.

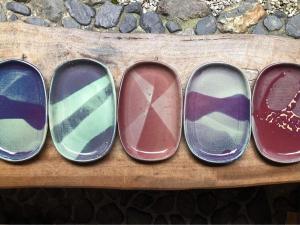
[184,63,251,164]
[0,59,47,162]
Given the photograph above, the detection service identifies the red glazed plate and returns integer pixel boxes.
[252,63,300,163]
[118,61,182,161]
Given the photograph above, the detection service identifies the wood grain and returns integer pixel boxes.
[0,22,299,189]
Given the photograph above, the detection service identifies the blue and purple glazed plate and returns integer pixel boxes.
[49,59,117,162]
[184,63,251,164]
[0,59,47,162]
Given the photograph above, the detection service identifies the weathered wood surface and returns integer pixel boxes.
[0,22,299,189]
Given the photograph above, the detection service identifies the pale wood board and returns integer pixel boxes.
[0,22,299,189]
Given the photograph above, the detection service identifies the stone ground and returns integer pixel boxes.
[0,0,300,224]
[0,184,300,224]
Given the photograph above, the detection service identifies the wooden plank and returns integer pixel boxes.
[0,22,299,189]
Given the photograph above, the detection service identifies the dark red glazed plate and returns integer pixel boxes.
[252,63,300,163]
[118,61,182,161]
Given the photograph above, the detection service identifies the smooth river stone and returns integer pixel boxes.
[184,63,251,164]
[0,60,47,162]
[253,63,300,163]
[118,62,182,161]
[49,59,116,162]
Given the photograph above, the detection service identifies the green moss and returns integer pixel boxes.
[180,18,199,30]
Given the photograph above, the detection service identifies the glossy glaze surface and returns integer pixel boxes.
[253,63,300,163]
[184,63,251,163]
[0,60,47,162]
[49,59,116,162]
[118,62,182,161]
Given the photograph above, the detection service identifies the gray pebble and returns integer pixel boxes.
[263,15,283,31]
[95,1,123,28]
[273,10,287,19]
[6,1,31,16]
[125,2,142,14]
[166,21,182,33]
[65,0,95,26]
[62,16,81,29]
[140,12,165,33]
[286,14,300,38]
[119,14,137,33]
[252,21,268,35]
[30,0,65,23]
[195,15,217,35]
[0,4,6,22]
[24,17,50,27]
[9,14,18,21]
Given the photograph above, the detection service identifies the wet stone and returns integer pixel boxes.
[264,15,283,31]
[96,203,123,224]
[95,1,123,28]
[30,0,65,23]
[236,187,257,202]
[232,214,249,224]
[125,2,142,14]
[46,203,71,224]
[154,215,168,224]
[252,20,268,35]
[8,14,18,21]
[119,13,137,33]
[0,210,7,224]
[104,189,121,200]
[151,195,175,213]
[120,190,137,206]
[0,4,6,22]
[288,187,300,210]
[24,17,50,27]
[214,188,240,202]
[45,189,65,199]
[17,189,38,202]
[211,202,241,224]
[177,191,196,218]
[65,0,95,26]
[166,21,182,33]
[274,210,287,224]
[6,1,31,16]
[190,215,207,224]
[197,192,217,216]
[3,198,24,221]
[127,207,153,224]
[22,203,44,223]
[131,192,154,209]
[140,12,165,33]
[247,189,272,224]
[67,189,85,200]
[195,15,217,35]
[86,189,104,203]
[170,214,185,224]
[62,16,81,29]
[73,199,93,223]
[0,189,17,196]
[286,14,300,38]
[273,196,293,212]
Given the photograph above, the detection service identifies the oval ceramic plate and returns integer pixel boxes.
[0,59,47,162]
[184,63,251,164]
[118,61,182,161]
[253,63,300,163]
[49,59,117,162]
